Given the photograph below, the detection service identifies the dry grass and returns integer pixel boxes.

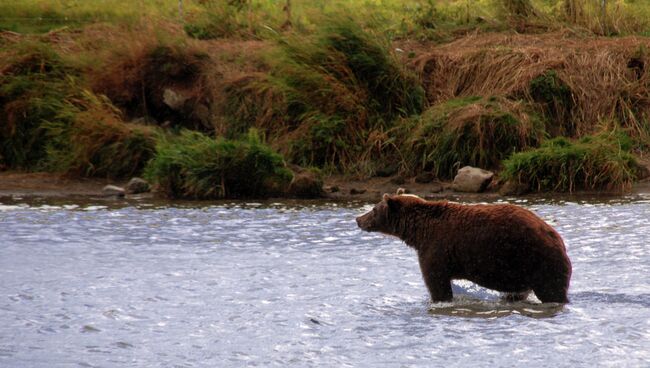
[414,32,650,139]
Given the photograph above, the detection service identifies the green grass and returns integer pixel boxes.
[404,96,545,179]
[3,1,649,38]
[529,70,574,136]
[144,129,293,199]
[502,130,639,192]
[0,41,74,169]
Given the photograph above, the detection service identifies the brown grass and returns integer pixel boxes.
[413,31,650,138]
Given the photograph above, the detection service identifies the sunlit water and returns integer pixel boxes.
[1,196,649,367]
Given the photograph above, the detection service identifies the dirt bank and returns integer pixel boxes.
[2,171,649,203]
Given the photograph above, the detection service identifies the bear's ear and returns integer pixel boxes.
[382,193,390,202]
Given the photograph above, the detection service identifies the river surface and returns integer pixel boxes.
[1,195,649,367]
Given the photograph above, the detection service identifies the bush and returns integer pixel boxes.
[502,131,638,192]
[405,96,545,179]
[144,129,293,199]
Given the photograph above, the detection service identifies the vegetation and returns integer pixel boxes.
[502,131,639,192]
[404,96,545,179]
[1,0,650,196]
[144,129,293,199]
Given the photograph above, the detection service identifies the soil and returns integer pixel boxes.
[2,171,649,203]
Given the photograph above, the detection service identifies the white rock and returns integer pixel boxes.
[452,166,494,193]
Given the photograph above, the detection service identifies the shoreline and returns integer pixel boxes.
[1,171,649,204]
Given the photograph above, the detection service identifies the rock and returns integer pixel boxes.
[288,170,324,198]
[499,180,529,196]
[162,88,188,110]
[323,185,340,193]
[350,188,367,195]
[102,185,125,197]
[125,177,151,194]
[415,172,435,184]
[375,164,399,177]
[452,166,494,193]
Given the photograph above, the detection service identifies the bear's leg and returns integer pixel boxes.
[533,278,569,303]
[418,256,453,302]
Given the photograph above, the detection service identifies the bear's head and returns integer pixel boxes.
[356,193,424,235]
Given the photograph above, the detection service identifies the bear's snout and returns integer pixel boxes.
[356,213,371,231]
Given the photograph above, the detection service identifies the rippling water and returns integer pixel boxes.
[1,196,649,367]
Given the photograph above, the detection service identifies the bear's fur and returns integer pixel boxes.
[356,194,572,303]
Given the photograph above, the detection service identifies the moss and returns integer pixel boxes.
[405,96,545,179]
[144,129,293,199]
[502,131,638,192]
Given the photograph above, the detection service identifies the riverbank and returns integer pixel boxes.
[2,1,650,199]
[2,171,650,203]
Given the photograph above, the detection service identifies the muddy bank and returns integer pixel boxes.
[2,172,649,203]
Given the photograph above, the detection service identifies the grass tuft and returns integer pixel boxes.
[144,129,293,199]
[404,96,545,179]
[502,130,638,192]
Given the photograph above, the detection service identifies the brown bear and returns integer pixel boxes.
[356,194,572,303]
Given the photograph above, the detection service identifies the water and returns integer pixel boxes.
[1,196,649,367]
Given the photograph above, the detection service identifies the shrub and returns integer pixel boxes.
[502,131,638,192]
[405,96,545,179]
[144,129,293,199]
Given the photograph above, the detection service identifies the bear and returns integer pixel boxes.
[356,194,572,303]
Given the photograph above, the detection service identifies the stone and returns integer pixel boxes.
[162,88,188,111]
[288,170,324,198]
[125,177,151,194]
[452,166,494,193]
[415,172,435,184]
[102,185,125,197]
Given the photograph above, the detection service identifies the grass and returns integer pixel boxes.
[2,1,650,195]
[404,96,545,179]
[218,17,425,174]
[2,1,649,38]
[502,130,639,192]
[529,70,574,136]
[0,41,74,169]
[42,91,158,178]
[144,129,293,199]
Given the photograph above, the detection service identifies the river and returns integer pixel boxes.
[1,196,649,367]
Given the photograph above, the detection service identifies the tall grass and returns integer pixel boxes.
[502,130,638,192]
[144,129,293,199]
[404,96,545,179]
[0,41,73,169]
[219,17,425,174]
[3,1,648,37]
